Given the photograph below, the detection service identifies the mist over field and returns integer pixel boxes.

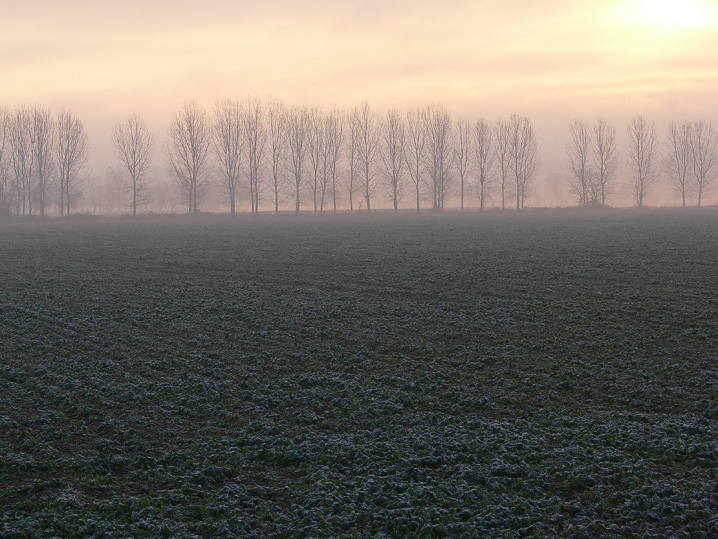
[2,99,717,220]
[3,1,718,215]
[2,210,718,536]
[3,0,718,536]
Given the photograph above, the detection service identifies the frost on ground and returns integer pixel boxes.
[1,210,717,537]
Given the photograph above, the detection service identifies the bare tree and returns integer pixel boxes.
[626,115,659,207]
[347,107,361,213]
[166,101,211,213]
[473,118,494,211]
[592,117,617,206]
[664,121,692,208]
[285,107,309,214]
[244,97,266,214]
[112,113,154,215]
[87,167,127,214]
[87,174,105,215]
[10,108,35,216]
[356,101,380,213]
[0,108,12,217]
[154,179,181,213]
[508,113,539,210]
[31,108,55,217]
[266,99,286,215]
[318,110,343,212]
[454,117,471,211]
[211,99,244,214]
[404,108,427,213]
[690,120,718,207]
[494,119,512,210]
[102,166,129,213]
[566,119,596,206]
[319,123,330,212]
[380,109,406,212]
[324,108,344,212]
[426,104,453,210]
[56,110,89,216]
[306,108,323,213]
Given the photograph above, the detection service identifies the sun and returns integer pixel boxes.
[618,0,717,28]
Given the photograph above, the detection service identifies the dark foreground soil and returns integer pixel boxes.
[1,210,717,537]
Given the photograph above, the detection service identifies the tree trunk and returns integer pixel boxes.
[365,162,371,213]
[516,184,520,210]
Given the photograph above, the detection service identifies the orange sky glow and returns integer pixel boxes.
[3,0,718,206]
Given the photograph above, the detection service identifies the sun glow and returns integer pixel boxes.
[618,0,717,28]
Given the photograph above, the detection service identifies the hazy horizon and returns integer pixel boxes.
[4,0,718,209]
[4,5,718,534]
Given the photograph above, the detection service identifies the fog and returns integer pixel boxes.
[3,0,718,212]
[5,3,718,533]
[51,102,718,214]
[73,84,718,211]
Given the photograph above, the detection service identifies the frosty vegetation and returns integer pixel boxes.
[2,213,718,536]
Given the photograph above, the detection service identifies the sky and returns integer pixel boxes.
[3,0,718,207]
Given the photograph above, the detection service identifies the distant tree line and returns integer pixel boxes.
[0,107,89,218]
[163,99,542,214]
[1,101,716,218]
[565,115,718,208]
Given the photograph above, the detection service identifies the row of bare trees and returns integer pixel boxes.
[0,105,157,218]
[117,107,718,212]
[566,115,718,208]
[164,99,541,214]
[3,102,716,217]
[132,107,718,213]
[0,107,89,217]
[663,120,718,207]
[565,118,618,206]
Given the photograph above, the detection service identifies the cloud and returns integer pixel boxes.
[3,0,718,202]
[4,0,716,109]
